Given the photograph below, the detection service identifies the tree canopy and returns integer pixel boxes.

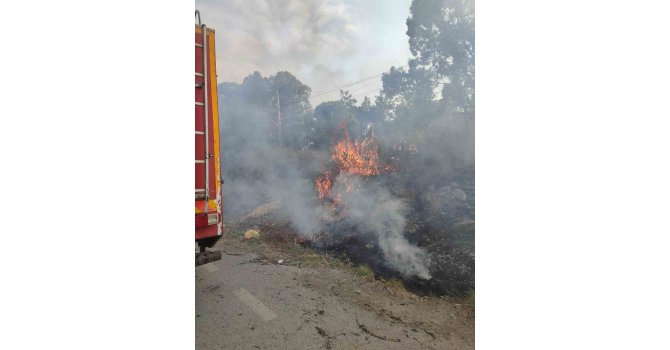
[219,0,475,180]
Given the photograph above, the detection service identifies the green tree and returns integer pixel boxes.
[307,99,359,150]
[268,71,313,149]
[219,71,313,151]
[406,0,475,114]
[375,0,475,191]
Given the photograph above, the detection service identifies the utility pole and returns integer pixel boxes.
[276,90,283,149]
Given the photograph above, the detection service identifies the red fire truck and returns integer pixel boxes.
[195,11,223,266]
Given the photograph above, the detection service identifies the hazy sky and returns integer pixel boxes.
[195,0,412,106]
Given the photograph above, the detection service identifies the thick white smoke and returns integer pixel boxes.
[334,175,432,279]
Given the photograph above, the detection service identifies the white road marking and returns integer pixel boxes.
[203,263,218,272]
[233,288,277,322]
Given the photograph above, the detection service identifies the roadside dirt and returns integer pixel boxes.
[195,231,474,349]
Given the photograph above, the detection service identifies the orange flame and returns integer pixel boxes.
[315,130,380,204]
[315,171,332,199]
[332,129,379,176]
[315,127,403,207]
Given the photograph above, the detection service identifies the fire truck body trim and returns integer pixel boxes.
[195,22,223,248]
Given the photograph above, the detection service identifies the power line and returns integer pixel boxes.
[345,79,383,94]
[350,88,383,99]
[237,81,443,111]
[350,81,449,100]
[310,65,407,98]
[310,74,383,97]
[223,65,412,109]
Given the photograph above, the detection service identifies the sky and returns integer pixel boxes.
[195,0,413,106]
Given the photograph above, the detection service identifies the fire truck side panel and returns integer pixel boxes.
[195,25,223,244]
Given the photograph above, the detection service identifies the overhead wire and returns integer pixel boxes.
[350,88,383,99]
[235,81,445,112]
[310,65,407,98]
[349,81,448,100]
[310,73,383,97]
[222,65,410,110]
[345,79,384,94]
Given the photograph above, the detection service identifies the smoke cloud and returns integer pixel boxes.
[196,0,355,85]
[195,0,413,106]
[335,176,432,279]
[210,0,476,287]
[219,72,434,280]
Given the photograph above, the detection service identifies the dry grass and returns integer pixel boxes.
[463,291,475,318]
[383,278,405,290]
[224,221,349,270]
[353,264,375,279]
[224,220,473,301]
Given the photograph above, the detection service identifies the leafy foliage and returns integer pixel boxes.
[219,71,313,152]
[407,0,475,114]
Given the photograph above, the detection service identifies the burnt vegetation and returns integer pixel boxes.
[219,0,474,296]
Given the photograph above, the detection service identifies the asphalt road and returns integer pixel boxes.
[197,252,391,349]
[196,246,473,350]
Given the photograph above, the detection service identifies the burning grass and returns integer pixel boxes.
[225,220,425,296]
[314,127,394,206]
[331,129,380,177]
[226,212,474,298]
[224,125,474,298]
